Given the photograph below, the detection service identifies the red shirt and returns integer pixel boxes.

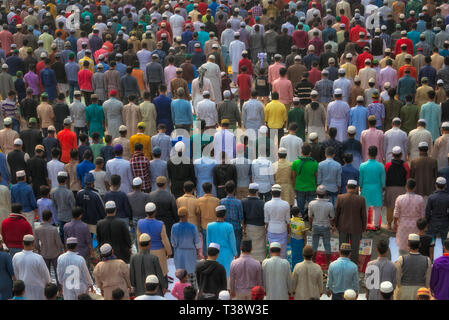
[292,30,309,49]
[1,214,32,249]
[237,73,252,101]
[308,1,322,12]
[385,161,410,179]
[340,15,349,29]
[78,69,93,92]
[238,58,254,76]
[157,22,173,39]
[349,25,367,42]
[198,2,208,15]
[395,38,414,56]
[356,52,373,71]
[36,60,46,91]
[57,128,78,163]
[309,68,322,86]
[398,64,417,80]
[156,29,172,43]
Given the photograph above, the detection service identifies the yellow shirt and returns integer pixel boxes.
[264,100,287,129]
[341,62,357,80]
[290,217,306,238]
[129,132,151,159]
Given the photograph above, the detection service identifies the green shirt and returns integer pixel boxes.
[291,157,318,192]
[90,143,105,160]
[288,107,305,141]
[400,103,419,134]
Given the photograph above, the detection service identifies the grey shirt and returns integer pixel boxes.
[34,222,64,259]
[230,157,252,187]
[308,198,335,227]
[146,61,164,84]
[69,100,86,128]
[51,185,76,223]
[365,257,397,300]
[127,190,151,219]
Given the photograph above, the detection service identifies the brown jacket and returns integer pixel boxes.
[197,193,220,230]
[170,77,190,100]
[287,63,307,88]
[410,155,438,196]
[93,258,131,300]
[176,193,200,229]
[348,85,365,108]
[335,192,367,234]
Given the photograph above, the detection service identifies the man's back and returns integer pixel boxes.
[96,216,131,262]
[262,256,292,300]
[292,259,323,300]
[327,257,358,294]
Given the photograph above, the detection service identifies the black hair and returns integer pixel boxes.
[409,240,420,250]
[12,203,22,214]
[271,92,279,100]
[416,218,428,231]
[272,190,281,197]
[78,293,93,300]
[40,185,50,196]
[134,142,143,151]
[377,239,389,255]
[225,180,235,194]
[302,143,312,155]
[241,240,252,253]
[291,206,300,217]
[343,153,353,163]
[13,280,25,296]
[328,127,337,138]
[183,286,197,300]
[207,247,219,257]
[184,180,195,192]
[44,283,58,299]
[270,247,281,253]
[72,207,83,219]
[51,147,61,158]
[111,174,121,186]
[368,146,378,157]
[406,178,417,190]
[112,288,125,300]
[42,210,52,222]
[325,146,335,156]
[202,182,212,194]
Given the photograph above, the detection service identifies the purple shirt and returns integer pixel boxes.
[24,71,39,95]
[229,254,263,295]
[63,219,92,259]
[37,198,58,225]
[430,255,449,300]
[367,102,385,128]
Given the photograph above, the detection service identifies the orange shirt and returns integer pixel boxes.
[398,64,417,80]
[131,69,145,92]
[57,128,78,163]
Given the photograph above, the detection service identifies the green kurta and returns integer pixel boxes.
[399,103,419,134]
[288,107,305,141]
[90,143,105,160]
[86,104,105,139]
[384,99,403,131]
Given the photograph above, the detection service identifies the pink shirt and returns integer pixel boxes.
[268,62,285,84]
[164,65,177,93]
[171,282,191,300]
[379,66,398,89]
[361,127,384,162]
[0,30,13,54]
[272,77,293,105]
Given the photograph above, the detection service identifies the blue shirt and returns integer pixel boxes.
[104,190,132,219]
[11,182,37,212]
[0,152,10,186]
[367,102,385,128]
[418,65,437,88]
[349,105,368,141]
[341,164,359,194]
[326,257,359,293]
[116,62,127,77]
[171,99,193,125]
[76,160,96,187]
[220,196,243,231]
[407,30,421,46]
[317,158,342,193]
[65,61,79,82]
[154,94,173,134]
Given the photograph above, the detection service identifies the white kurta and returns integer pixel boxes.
[169,14,185,38]
[279,134,303,163]
[191,77,214,112]
[327,100,350,142]
[229,39,245,73]
[383,127,408,162]
[407,127,433,161]
[57,251,93,300]
[13,250,51,300]
[432,133,449,169]
[213,129,236,163]
[262,256,292,300]
[201,61,222,103]
[0,185,11,225]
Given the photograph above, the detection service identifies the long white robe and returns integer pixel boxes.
[191,77,215,113]
[229,39,245,73]
[262,256,292,300]
[169,14,185,38]
[12,250,51,300]
[201,61,222,104]
[57,251,93,300]
[0,185,11,227]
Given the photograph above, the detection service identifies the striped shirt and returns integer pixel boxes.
[1,98,18,119]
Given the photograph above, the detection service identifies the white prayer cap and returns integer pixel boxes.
[392,146,402,155]
[316,185,326,195]
[14,138,23,145]
[328,57,335,63]
[418,118,426,124]
[174,141,185,152]
[340,23,346,28]
[344,289,357,300]
[66,237,78,244]
[384,82,391,88]
[105,201,116,209]
[249,183,259,190]
[203,90,210,96]
[309,132,318,140]
[3,117,12,125]
[399,13,405,19]
[234,31,240,36]
[381,25,387,31]
[132,177,143,186]
[259,125,268,134]
[270,242,281,249]
[347,179,358,186]
[436,177,447,185]
[274,53,282,59]
[308,45,315,51]
[392,117,401,123]
[139,233,151,242]
[57,171,68,177]
[219,290,231,300]
[271,184,282,192]
[354,76,361,82]
[209,242,220,250]
[215,205,226,212]
[334,88,343,95]
[100,243,112,255]
[310,90,318,96]
[408,233,420,241]
[145,275,159,284]
[347,126,356,134]
[356,95,364,102]
[294,55,302,61]
[438,79,444,85]
[16,170,26,178]
[278,147,287,154]
[223,90,231,98]
[145,202,156,212]
[346,53,352,59]
[442,121,449,129]
[119,125,127,132]
[23,234,34,242]
[338,68,345,74]
[368,77,375,83]
[40,52,47,58]
[293,97,300,103]
[364,58,371,64]
[418,141,429,148]
[380,281,394,293]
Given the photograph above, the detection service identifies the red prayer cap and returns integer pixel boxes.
[109,89,117,96]
[251,286,265,300]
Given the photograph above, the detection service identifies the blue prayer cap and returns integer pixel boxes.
[84,173,95,184]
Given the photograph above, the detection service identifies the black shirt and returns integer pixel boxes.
[19,128,43,158]
[213,164,237,187]
[96,216,132,263]
[53,102,70,132]
[20,98,38,121]
[419,234,434,258]
[26,155,49,197]
[242,196,265,226]
[51,61,67,83]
